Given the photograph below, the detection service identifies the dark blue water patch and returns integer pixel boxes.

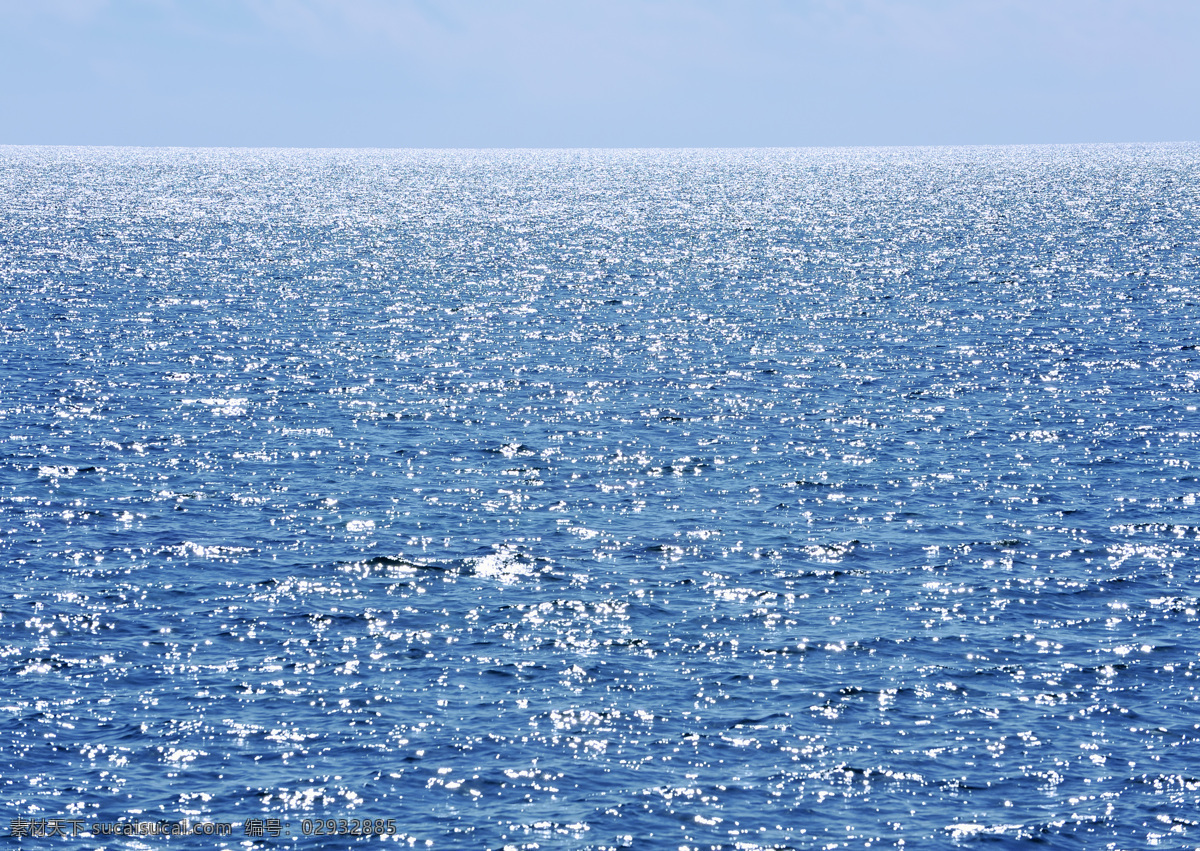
[1,144,1199,848]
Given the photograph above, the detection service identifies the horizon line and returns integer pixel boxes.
[2,139,1196,153]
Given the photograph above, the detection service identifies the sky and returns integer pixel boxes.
[1,0,1197,148]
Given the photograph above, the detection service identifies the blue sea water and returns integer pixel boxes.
[1,144,1199,849]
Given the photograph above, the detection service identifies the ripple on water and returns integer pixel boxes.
[1,144,1199,847]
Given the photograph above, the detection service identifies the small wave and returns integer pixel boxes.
[360,554,444,572]
[471,545,537,584]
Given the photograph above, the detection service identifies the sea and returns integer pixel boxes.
[1,144,1198,849]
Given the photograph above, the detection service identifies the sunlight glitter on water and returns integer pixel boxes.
[1,143,1199,847]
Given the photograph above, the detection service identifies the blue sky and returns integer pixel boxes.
[1,0,1197,148]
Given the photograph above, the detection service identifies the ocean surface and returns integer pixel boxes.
[1,144,1199,849]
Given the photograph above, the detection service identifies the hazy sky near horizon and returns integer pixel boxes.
[2,0,1197,148]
